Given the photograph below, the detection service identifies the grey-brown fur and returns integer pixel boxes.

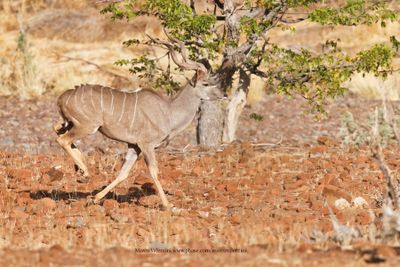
[54,78,221,209]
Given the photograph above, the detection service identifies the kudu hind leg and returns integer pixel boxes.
[93,144,140,203]
[141,145,171,210]
[55,124,93,177]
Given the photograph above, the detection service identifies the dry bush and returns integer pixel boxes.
[27,9,162,43]
[346,73,400,101]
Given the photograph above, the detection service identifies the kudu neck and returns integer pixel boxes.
[168,83,201,132]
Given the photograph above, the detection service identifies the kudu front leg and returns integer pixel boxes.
[93,144,140,203]
[141,145,172,210]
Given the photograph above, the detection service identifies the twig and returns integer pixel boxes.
[190,0,196,15]
[251,136,283,147]
[96,0,124,3]
[371,107,399,210]
[56,53,131,82]
[373,146,399,210]
[387,102,400,142]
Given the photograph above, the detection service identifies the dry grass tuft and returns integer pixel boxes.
[346,73,400,101]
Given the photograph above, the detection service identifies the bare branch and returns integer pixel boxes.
[279,17,307,24]
[218,3,287,78]
[96,0,123,3]
[146,33,207,74]
[371,110,399,210]
[190,0,196,15]
[162,29,207,73]
[55,53,130,82]
[372,107,399,210]
[214,0,224,10]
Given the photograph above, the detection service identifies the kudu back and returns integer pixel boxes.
[54,79,220,209]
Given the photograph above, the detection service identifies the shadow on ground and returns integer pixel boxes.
[29,183,157,204]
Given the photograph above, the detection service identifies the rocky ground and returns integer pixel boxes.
[1,93,400,266]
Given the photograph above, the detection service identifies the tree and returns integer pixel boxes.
[101,0,399,146]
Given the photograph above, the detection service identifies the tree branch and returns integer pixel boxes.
[214,0,224,11]
[218,3,287,79]
[190,0,196,15]
[56,53,130,82]
[146,34,207,74]
[279,17,307,24]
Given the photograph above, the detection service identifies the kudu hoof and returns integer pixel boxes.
[85,195,99,207]
[77,175,90,183]
[171,206,183,216]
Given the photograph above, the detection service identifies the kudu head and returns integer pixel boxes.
[190,68,224,101]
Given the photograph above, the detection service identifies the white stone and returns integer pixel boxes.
[334,198,351,210]
[352,197,368,208]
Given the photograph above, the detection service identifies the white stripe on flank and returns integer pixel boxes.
[100,86,104,113]
[65,93,72,106]
[90,87,95,110]
[74,88,78,105]
[110,90,115,115]
[80,86,85,104]
[79,87,90,120]
[118,92,126,122]
[129,92,139,131]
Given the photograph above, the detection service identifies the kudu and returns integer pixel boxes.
[54,70,221,209]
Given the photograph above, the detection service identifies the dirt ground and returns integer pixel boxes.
[2,93,400,266]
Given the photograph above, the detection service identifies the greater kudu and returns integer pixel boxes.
[54,70,221,210]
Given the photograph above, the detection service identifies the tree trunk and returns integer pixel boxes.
[197,69,250,146]
[222,89,247,143]
[197,99,225,147]
[223,69,250,143]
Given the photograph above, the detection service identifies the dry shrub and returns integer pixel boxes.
[0,29,44,98]
[247,76,266,104]
[27,8,162,43]
[1,0,94,13]
[346,73,400,101]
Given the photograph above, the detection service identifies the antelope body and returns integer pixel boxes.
[54,75,220,209]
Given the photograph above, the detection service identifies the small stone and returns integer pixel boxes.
[225,182,238,193]
[7,168,33,180]
[334,198,351,210]
[134,174,152,185]
[376,245,397,258]
[322,185,352,202]
[102,199,119,215]
[231,214,241,224]
[309,145,328,155]
[198,211,209,218]
[211,207,227,217]
[171,206,183,216]
[139,195,159,207]
[191,165,202,177]
[317,136,337,146]
[38,197,57,210]
[352,197,368,208]
[10,208,29,220]
[46,167,64,181]
[137,227,149,237]
[254,175,267,186]
[110,212,130,223]
[174,190,185,198]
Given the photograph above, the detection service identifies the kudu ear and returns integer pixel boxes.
[191,69,207,87]
[196,69,206,81]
